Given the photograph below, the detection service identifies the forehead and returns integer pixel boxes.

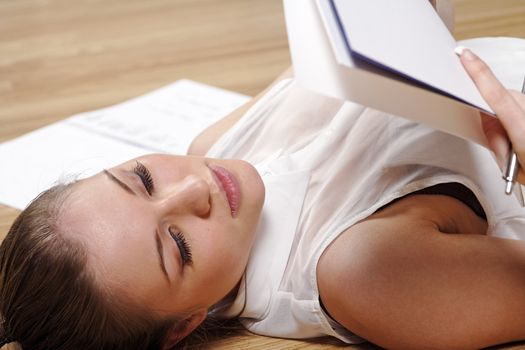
[58,173,161,293]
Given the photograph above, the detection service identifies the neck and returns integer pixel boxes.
[208,280,242,318]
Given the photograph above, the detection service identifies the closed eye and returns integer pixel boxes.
[169,228,193,266]
[133,161,154,195]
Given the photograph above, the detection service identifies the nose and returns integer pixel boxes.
[157,175,211,217]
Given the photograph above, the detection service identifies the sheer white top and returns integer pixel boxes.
[207,63,525,343]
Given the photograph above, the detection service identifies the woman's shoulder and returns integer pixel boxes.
[187,68,294,156]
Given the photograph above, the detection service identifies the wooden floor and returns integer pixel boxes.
[1,0,525,349]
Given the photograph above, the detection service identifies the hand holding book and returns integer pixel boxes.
[284,0,525,203]
[459,48,525,185]
[285,0,496,148]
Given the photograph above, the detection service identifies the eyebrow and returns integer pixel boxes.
[103,169,136,195]
[103,169,170,283]
[155,230,171,284]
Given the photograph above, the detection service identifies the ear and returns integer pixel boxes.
[162,309,207,350]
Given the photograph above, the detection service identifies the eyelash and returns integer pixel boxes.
[133,162,154,195]
[169,228,193,266]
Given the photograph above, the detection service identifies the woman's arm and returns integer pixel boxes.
[318,194,525,349]
[187,67,293,156]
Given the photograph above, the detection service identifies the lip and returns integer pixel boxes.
[208,164,241,217]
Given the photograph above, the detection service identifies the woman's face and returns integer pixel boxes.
[59,154,265,317]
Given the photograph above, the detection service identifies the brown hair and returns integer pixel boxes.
[0,184,178,350]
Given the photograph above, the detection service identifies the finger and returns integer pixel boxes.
[517,169,525,185]
[458,49,525,155]
[510,89,525,105]
[507,91,525,184]
[482,111,525,186]
[480,112,510,170]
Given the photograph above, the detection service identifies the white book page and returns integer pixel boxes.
[330,0,493,113]
[285,0,487,146]
[67,79,250,153]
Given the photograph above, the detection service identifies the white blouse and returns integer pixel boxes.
[206,39,525,343]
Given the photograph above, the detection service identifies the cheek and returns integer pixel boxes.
[195,228,248,276]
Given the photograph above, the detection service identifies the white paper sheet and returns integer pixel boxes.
[0,80,250,210]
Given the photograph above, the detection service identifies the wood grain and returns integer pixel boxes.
[0,1,524,349]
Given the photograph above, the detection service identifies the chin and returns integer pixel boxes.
[233,159,266,209]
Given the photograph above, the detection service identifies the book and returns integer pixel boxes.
[284,0,525,147]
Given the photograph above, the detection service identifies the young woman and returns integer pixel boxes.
[2,7,525,350]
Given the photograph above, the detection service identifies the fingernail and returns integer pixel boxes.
[454,46,466,56]
[455,46,476,61]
